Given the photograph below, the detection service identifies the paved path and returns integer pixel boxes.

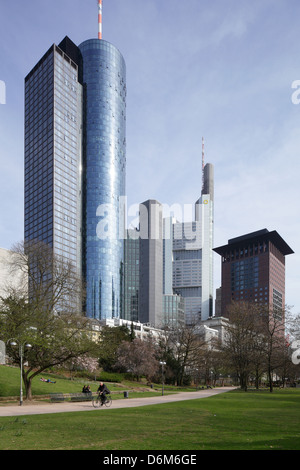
[0,387,234,417]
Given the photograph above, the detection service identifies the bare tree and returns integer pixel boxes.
[195,345,223,387]
[257,304,289,392]
[250,332,266,389]
[0,240,96,400]
[160,321,208,386]
[221,301,296,392]
[221,302,261,391]
[6,240,83,314]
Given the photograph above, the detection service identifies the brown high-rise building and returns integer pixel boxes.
[213,229,294,317]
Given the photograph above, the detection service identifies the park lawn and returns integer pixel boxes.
[0,389,299,450]
[0,365,186,401]
[0,364,99,397]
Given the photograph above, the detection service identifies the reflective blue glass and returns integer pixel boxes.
[79,39,126,319]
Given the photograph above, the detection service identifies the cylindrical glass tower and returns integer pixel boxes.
[79,39,126,319]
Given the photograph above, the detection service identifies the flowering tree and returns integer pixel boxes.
[66,355,99,379]
[116,337,159,381]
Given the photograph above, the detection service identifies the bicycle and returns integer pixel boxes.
[92,394,112,408]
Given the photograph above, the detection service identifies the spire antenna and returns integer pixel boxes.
[98,0,103,39]
[202,136,205,192]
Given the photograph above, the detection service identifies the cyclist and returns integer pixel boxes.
[97,381,110,406]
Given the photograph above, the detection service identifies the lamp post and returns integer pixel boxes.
[7,339,32,406]
[159,361,166,396]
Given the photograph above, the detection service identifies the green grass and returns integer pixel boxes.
[0,388,300,450]
[0,365,104,399]
[0,365,190,400]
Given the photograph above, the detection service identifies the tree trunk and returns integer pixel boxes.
[240,372,248,391]
[23,370,33,401]
[267,366,273,393]
[255,370,260,390]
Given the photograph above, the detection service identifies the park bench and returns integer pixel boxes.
[70,392,93,402]
[50,393,65,402]
[50,392,94,403]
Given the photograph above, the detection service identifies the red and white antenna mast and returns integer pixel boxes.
[98,0,103,39]
[202,136,205,192]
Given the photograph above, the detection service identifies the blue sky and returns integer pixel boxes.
[0,0,299,315]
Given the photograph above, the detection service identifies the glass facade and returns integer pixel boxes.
[52,46,83,277]
[230,257,259,292]
[173,220,203,324]
[172,191,214,324]
[79,39,126,319]
[163,294,185,327]
[25,37,126,319]
[24,44,83,309]
[25,47,55,248]
[124,228,139,322]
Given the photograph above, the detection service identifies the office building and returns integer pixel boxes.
[79,38,126,319]
[124,228,139,322]
[163,217,175,296]
[0,247,27,298]
[173,162,214,324]
[163,217,185,326]
[163,294,185,327]
[138,200,163,327]
[25,24,126,318]
[124,212,185,328]
[24,38,84,314]
[213,229,294,317]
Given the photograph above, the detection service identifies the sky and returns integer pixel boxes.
[0,0,299,316]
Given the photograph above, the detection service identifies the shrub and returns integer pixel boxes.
[96,371,125,383]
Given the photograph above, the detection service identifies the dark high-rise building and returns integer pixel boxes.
[24,39,84,285]
[213,229,294,317]
[24,18,126,318]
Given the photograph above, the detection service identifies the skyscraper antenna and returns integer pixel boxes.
[98,0,103,39]
[202,136,205,192]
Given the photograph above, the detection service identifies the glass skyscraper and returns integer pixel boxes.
[173,163,214,323]
[24,41,83,285]
[79,39,126,319]
[24,35,126,319]
[124,228,140,322]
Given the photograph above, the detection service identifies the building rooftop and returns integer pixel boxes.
[213,229,294,257]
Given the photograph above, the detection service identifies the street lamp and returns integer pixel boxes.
[159,361,166,396]
[7,339,32,406]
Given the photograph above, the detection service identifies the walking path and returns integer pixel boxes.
[0,387,235,417]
